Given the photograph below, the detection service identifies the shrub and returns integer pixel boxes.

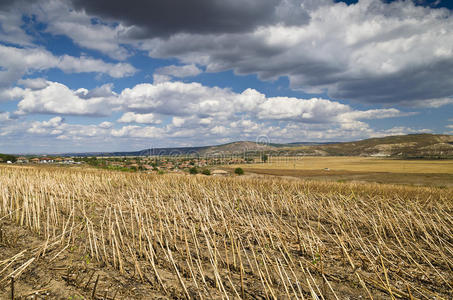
[189,167,198,174]
[234,167,244,175]
[201,169,211,176]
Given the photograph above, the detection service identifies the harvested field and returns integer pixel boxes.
[229,157,453,187]
[243,157,453,174]
[0,165,452,299]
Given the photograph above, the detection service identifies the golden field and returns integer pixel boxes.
[244,156,453,174]
[0,165,452,299]
[227,157,453,187]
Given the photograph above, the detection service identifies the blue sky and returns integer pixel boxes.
[0,0,452,153]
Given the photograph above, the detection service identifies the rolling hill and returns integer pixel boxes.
[284,134,453,158]
[54,134,453,158]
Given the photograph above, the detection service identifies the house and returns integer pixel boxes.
[40,157,54,163]
[16,157,29,163]
[64,158,75,164]
[30,158,40,163]
[54,158,63,163]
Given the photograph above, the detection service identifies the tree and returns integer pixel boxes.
[0,154,16,163]
[262,154,268,163]
[189,167,198,174]
[201,169,211,175]
[234,167,244,175]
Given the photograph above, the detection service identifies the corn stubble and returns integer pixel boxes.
[0,165,452,299]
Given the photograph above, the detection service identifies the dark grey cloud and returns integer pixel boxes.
[329,59,453,104]
[139,0,453,106]
[0,0,16,9]
[69,0,309,37]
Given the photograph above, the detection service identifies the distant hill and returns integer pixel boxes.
[284,134,453,158]
[54,134,453,158]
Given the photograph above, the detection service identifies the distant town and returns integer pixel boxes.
[0,154,262,175]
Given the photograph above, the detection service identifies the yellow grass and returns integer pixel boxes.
[0,165,452,299]
[235,156,453,174]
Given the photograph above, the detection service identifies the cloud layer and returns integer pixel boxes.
[0,0,451,152]
[0,79,422,151]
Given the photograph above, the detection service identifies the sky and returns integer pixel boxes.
[0,0,452,154]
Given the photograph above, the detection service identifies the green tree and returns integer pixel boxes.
[234,168,244,175]
[201,169,211,175]
[189,167,198,174]
[0,154,17,163]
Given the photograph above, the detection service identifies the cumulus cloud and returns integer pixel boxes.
[2,0,453,107]
[0,44,136,92]
[15,81,117,116]
[2,78,419,148]
[3,0,452,107]
[126,0,453,106]
[118,81,412,124]
[18,78,49,90]
[111,125,165,138]
[117,112,162,124]
[0,1,34,46]
[26,116,114,140]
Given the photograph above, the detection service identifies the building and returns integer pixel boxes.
[64,158,75,164]
[40,157,54,163]
[16,157,29,163]
[30,158,40,163]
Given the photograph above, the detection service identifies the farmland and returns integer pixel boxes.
[228,156,453,187]
[0,164,452,299]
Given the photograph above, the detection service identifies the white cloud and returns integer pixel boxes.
[26,116,114,140]
[0,112,11,122]
[119,81,236,117]
[33,0,132,60]
[0,44,136,91]
[99,121,113,129]
[111,125,164,138]
[0,79,424,150]
[57,55,136,78]
[409,98,453,108]
[18,78,50,90]
[338,108,417,121]
[155,64,202,78]
[0,2,34,46]
[27,116,64,135]
[118,112,162,124]
[118,81,412,125]
[15,81,117,116]
[3,0,452,107]
[152,74,172,84]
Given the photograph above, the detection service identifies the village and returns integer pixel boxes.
[3,155,256,175]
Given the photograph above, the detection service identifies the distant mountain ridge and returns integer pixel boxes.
[285,134,453,158]
[32,134,453,158]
